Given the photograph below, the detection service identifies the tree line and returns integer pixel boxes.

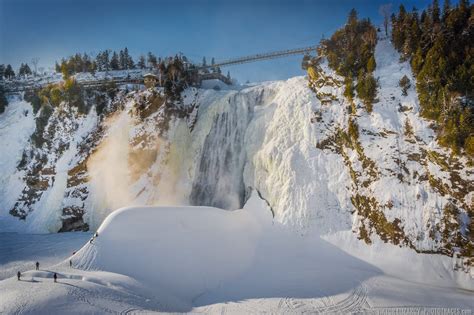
[391,0,473,155]
[55,48,160,78]
[0,62,40,80]
[0,64,17,80]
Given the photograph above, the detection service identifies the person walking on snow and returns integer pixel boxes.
[69,260,72,268]
[53,273,57,283]
[35,261,39,270]
[17,271,21,281]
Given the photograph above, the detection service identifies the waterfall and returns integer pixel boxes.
[189,93,252,210]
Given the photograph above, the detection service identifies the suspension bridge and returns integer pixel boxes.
[1,45,317,93]
[198,45,317,70]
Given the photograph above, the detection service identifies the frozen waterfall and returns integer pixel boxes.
[189,92,252,210]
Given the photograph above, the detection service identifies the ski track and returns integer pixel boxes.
[275,284,368,314]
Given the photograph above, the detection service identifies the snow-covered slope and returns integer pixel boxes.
[0,37,472,271]
[0,97,36,232]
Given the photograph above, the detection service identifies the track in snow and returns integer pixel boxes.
[276,284,369,314]
[73,241,98,271]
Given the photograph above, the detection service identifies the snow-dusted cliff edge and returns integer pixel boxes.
[0,38,472,271]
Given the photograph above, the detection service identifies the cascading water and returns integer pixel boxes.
[189,92,252,210]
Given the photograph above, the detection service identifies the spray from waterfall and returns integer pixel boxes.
[87,110,134,226]
[85,105,189,228]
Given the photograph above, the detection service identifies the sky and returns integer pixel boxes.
[1,0,438,83]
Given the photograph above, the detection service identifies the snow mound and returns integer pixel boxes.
[77,198,265,306]
[74,193,383,310]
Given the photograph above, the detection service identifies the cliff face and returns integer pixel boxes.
[0,37,472,272]
[305,37,473,269]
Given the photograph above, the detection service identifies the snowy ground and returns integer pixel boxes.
[0,194,472,314]
[0,232,91,281]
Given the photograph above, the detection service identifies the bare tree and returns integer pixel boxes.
[31,57,40,76]
[379,3,392,36]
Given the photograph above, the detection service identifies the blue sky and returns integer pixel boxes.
[1,0,437,82]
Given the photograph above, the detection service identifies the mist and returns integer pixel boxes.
[85,106,195,228]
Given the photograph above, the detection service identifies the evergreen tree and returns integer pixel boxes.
[123,47,134,69]
[442,0,451,21]
[82,53,93,73]
[95,50,111,71]
[348,8,358,26]
[211,57,216,73]
[110,52,120,70]
[0,86,7,113]
[432,0,441,24]
[61,62,72,79]
[19,63,32,77]
[356,71,377,112]
[147,52,158,68]
[55,61,61,73]
[399,75,411,96]
[90,60,97,74]
[5,64,15,79]
[103,50,110,71]
[0,64,4,80]
[411,47,424,74]
[367,56,376,72]
[407,17,421,55]
[119,50,126,70]
[95,52,103,71]
[343,77,355,100]
[137,55,146,69]
[127,54,134,70]
[25,64,32,75]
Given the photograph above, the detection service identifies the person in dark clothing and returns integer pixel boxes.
[69,260,72,268]
[35,262,39,270]
[53,273,57,283]
[17,271,21,281]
